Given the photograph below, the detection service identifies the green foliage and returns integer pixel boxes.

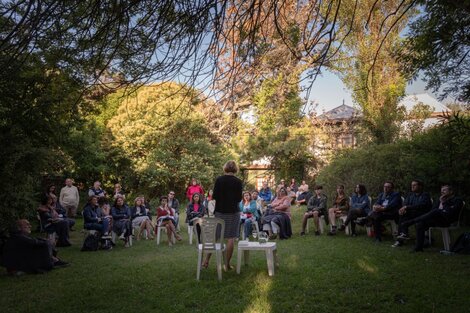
[233,74,316,180]
[104,83,229,198]
[333,0,412,144]
[399,0,470,101]
[317,114,470,208]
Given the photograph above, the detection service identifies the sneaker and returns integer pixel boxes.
[314,231,320,236]
[396,233,410,240]
[300,232,305,236]
[338,225,346,231]
[53,260,70,268]
[391,241,403,248]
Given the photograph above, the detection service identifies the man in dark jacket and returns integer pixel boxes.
[392,180,432,247]
[369,181,402,242]
[1,219,68,275]
[402,185,464,252]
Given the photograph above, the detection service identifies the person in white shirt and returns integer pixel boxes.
[59,178,80,218]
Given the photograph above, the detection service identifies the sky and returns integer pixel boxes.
[309,70,441,114]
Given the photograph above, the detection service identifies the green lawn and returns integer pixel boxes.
[1,207,469,313]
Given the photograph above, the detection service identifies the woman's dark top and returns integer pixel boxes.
[213,174,243,213]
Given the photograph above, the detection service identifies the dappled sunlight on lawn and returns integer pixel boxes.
[242,273,273,313]
[357,257,379,274]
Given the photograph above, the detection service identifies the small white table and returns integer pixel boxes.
[236,241,278,276]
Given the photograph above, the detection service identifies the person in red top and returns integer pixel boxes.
[186,178,204,202]
[156,196,182,245]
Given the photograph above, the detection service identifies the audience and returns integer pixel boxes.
[259,181,273,204]
[157,196,182,245]
[239,191,260,240]
[392,180,432,247]
[327,185,350,235]
[168,191,180,228]
[59,178,80,218]
[37,195,72,247]
[290,178,298,193]
[186,193,206,226]
[339,184,370,236]
[186,178,204,203]
[111,195,132,247]
[401,185,464,252]
[83,195,110,237]
[301,185,327,236]
[88,181,106,198]
[369,182,402,242]
[1,219,68,275]
[113,183,125,199]
[131,197,154,240]
[295,186,312,207]
[262,187,292,240]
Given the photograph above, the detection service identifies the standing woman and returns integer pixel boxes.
[203,160,243,270]
[186,178,204,203]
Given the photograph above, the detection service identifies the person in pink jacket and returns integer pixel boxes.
[186,178,204,202]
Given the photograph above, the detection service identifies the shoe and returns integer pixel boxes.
[338,225,346,231]
[314,231,320,236]
[53,260,70,268]
[119,233,125,240]
[175,235,182,241]
[351,233,357,237]
[391,241,403,248]
[374,238,382,243]
[396,233,410,240]
[410,248,424,253]
[327,231,336,236]
[355,218,366,226]
[300,232,305,236]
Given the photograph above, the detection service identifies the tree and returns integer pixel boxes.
[331,0,415,144]
[399,0,470,102]
[104,83,229,198]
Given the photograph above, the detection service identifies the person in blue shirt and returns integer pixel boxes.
[339,184,370,236]
[258,181,272,204]
[369,181,402,242]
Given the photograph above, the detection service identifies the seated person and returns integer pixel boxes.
[51,195,75,231]
[1,219,68,275]
[286,186,297,204]
[37,195,71,247]
[339,184,370,236]
[252,190,264,216]
[239,191,260,240]
[131,197,154,240]
[113,183,125,199]
[185,193,206,226]
[369,181,402,242]
[401,185,463,252]
[168,191,180,227]
[295,186,312,207]
[83,195,111,237]
[392,180,432,247]
[301,185,327,236]
[261,187,292,240]
[258,181,273,205]
[157,196,182,245]
[328,185,350,235]
[111,195,132,247]
[88,180,106,198]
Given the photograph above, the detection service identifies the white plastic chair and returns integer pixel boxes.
[155,217,176,245]
[306,214,326,234]
[194,217,226,281]
[111,230,133,246]
[428,201,465,251]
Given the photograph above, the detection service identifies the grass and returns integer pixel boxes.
[1,206,470,313]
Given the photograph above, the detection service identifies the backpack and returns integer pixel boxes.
[81,233,100,251]
[100,238,114,251]
[450,232,470,254]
